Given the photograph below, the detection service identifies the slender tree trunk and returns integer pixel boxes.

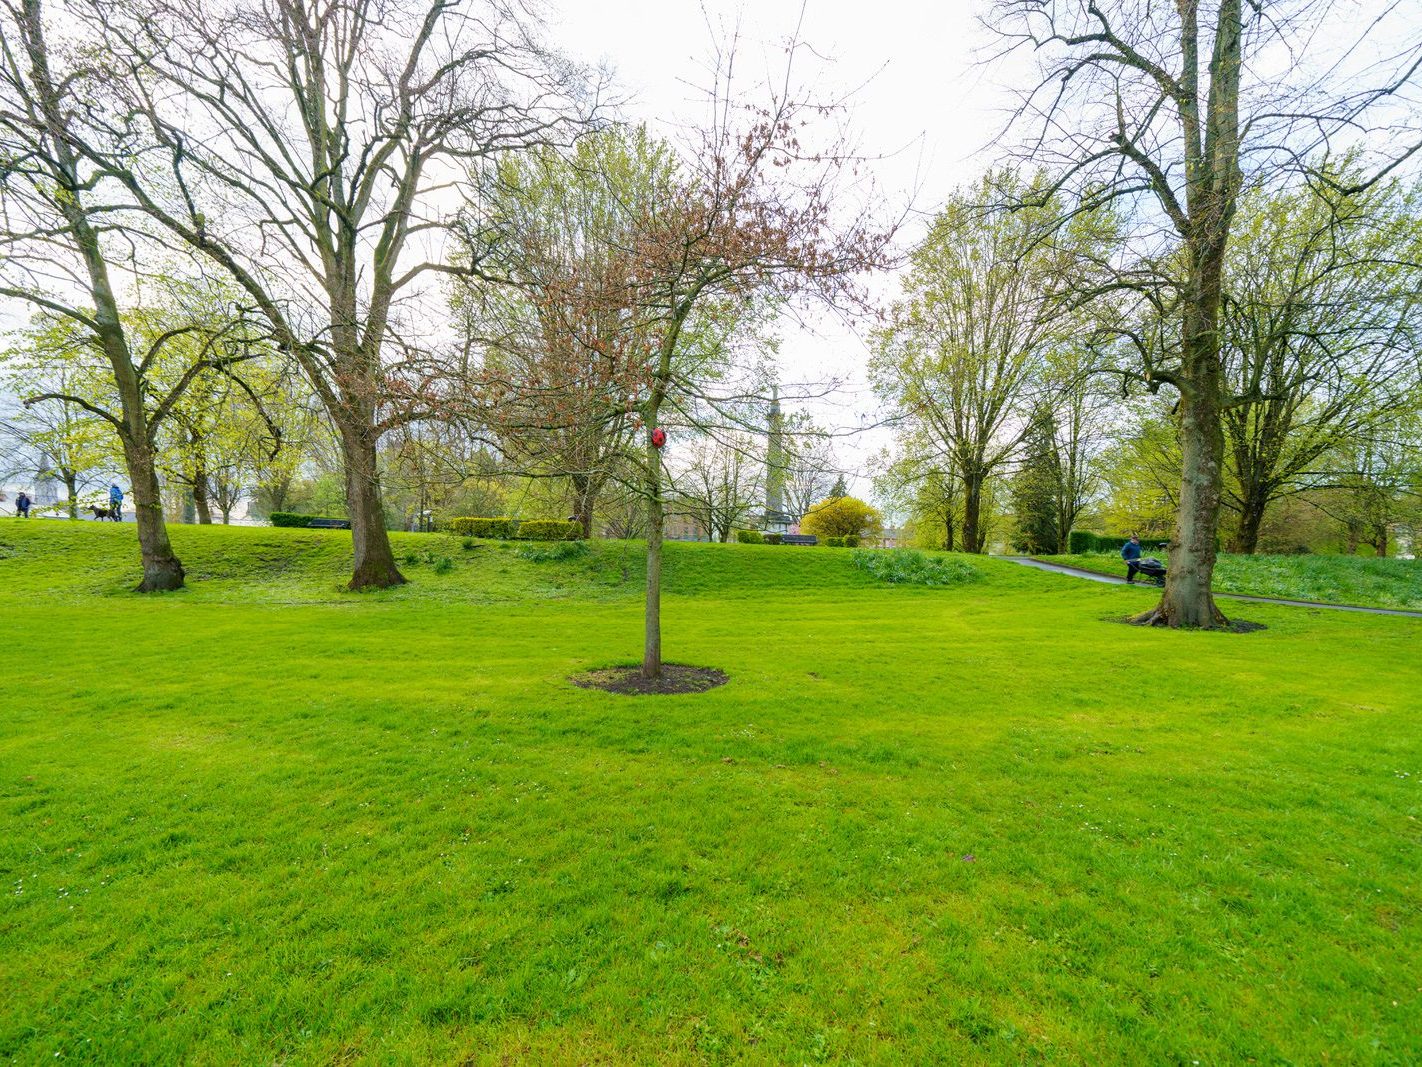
[122,436,185,592]
[643,423,663,680]
[64,470,77,519]
[339,423,405,590]
[1345,520,1361,554]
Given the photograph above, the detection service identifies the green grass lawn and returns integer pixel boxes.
[1039,550,1422,611]
[2,520,1420,1063]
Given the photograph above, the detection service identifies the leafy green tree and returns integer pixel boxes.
[800,496,882,541]
[1010,405,1063,553]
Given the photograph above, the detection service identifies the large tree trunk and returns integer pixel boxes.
[1136,346,1228,628]
[192,467,213,525]
[961,471,984,554]
[1372,524,1388,558]
[122,437,185,592]
[340,424,405,591]
[570,473,596,539]
[63,470,78,519]
[1230,488,1266,554]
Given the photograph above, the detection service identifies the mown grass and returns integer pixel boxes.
[1040,549,1422,611]
[2,520,1420,1063]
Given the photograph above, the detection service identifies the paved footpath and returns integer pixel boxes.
[1003,556,1422,619]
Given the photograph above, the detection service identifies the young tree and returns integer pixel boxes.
[459,127,675,538]
[72,0,593,588]
[477,41,892,680]
[992,0,1422,625]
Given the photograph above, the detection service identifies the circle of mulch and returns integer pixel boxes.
[1109,614,1267,633]
[571,664,729,695]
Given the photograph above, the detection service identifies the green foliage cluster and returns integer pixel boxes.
[517,519,583,542]
[442,517,582,541]
[763,533,783,545]
[735,529,764,544]
[800,495,882,541]
[850,548,979,586]
[445,516,520,538]
[516,540,591,563]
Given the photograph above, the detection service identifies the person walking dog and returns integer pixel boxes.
[16,490,31,518]
[1121,534,1143,584]
[109,484,124,522]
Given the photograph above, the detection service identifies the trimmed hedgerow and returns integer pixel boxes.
[851,549,979,587]
[736,529,764,544]
[763,533,783,545]
[269,512,348,529]
[517,519,583,542]
[445,517,520,539]
[843,535,860,548]
[824,535,846,548]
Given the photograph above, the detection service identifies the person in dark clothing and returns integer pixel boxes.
[16,491,31,518]
[109,484,124,521]
[1120,534,1142,583]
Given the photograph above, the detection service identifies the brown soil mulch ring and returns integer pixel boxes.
[1110,614,1267,633]
[571,664,729,695]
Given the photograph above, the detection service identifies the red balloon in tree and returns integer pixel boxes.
[650,428,667,449]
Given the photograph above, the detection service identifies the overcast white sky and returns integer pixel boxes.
[547,2,1015,503]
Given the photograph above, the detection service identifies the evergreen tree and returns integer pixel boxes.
[1011,405,1062,553]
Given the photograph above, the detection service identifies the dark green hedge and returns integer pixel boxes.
[517,519,583,542]
[763,533,783,545]
[1069,531,1167,554]
[843,535,860,548]
[445,517,519,539]
[736,529,764,544]
[824,535,846,548]
[443,516,582,541]
[270,512,348,528]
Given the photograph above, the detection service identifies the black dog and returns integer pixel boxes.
[89,504,119,522]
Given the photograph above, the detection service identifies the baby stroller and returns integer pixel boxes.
[1132,557,1167,587]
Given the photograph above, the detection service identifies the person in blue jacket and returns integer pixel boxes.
[1120,533,1142,583]
[109,484,124,521]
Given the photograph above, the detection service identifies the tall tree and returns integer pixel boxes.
[993,0,1422,625]
[74,0,593,588]
[871,172,1091,553]
[0,0,232,588]
[1220,176,1422,552]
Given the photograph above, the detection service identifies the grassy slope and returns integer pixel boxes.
[1,521,1420,1064]
[1040,550,1422,611]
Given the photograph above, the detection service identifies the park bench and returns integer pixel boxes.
[780,534,818,546]
[306,518,352,530]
